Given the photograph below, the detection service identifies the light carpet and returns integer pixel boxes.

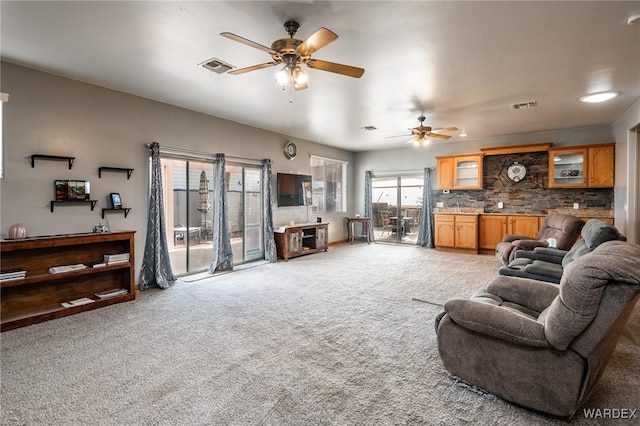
[1,243,638,425]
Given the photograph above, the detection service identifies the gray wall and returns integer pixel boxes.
[612,98,640,243]
[0,62,355,278]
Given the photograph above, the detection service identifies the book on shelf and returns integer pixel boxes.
[61,297,95,308]
[95,288,128,299]
[0,269,27,281]
[86,261,107,268]
[103,253,130,262]
[48,264,87,274]
[105,259,129,266]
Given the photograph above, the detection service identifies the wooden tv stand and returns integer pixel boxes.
[274,223,329,261]
[1,231,136,331]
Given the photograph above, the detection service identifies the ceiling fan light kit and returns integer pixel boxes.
[220,20,364,101]
[404,115,458,149]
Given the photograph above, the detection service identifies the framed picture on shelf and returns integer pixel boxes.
[67,180,89,200]
[110,192,122,209]
[55,180,68,200]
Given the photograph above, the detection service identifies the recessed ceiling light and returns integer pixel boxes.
[459,130,468,137]
[579,91,619,103]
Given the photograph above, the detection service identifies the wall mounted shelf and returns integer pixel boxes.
[50,200,97,213]
[98,167,134,179]
[31,154,75,169]
[102,208,131,219]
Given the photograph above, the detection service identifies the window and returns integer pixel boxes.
[310,155,347,212]
[0,92,8,179]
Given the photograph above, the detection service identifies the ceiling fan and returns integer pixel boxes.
[389,115,458,148]
[220,21,365,91]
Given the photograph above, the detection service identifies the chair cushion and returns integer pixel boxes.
[538,214,585,250]
[561,220,626,268]
[525,261,563,279]
[581,219,626,249]
[543,241,640,350]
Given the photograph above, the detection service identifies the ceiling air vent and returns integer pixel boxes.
[199,58,234,74]
[511,101,537,110]
[361,125,378,131]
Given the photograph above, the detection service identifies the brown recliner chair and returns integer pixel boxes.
[495,214,584,266]
[435,240,640,418]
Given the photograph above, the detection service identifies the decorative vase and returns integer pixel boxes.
[8,223,27,239]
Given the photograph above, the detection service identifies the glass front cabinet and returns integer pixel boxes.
[548,144,614,188]
[549,148,587,188]
[436,154,484,190]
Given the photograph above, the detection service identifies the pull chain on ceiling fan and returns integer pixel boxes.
[220,21,364,101]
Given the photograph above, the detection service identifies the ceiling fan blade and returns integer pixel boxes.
[228,62,278,75]
[307,59,365,78]
[220,32,277,55]
[428,133,452,140]
[435,127,459,132]
[385,133,411,139]
[297,27,338,56]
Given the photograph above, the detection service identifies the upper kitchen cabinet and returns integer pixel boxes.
[436,154,484,190]
[548,143,614,188]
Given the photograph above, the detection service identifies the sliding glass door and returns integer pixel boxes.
[160,154,266,275]
[372,175,423,244]
[161,158,214,275]
[227,163,264,264]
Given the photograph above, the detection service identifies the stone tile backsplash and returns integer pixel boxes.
[433,151,613,215]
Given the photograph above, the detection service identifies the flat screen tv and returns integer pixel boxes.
[277,173,312,207]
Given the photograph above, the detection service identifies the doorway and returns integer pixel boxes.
[226,163,265,264]
[161,158,214,276]
[371,175,423,244]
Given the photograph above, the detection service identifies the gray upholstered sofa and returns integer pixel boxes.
[495,214,584,266]
[435,240,640,418]
[498,219,627,284]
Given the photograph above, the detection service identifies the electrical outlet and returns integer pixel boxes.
[498,202,504,209]
[436,202,444,208]
[573,203,579,210]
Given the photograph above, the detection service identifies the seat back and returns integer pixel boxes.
[536,214,585,250]
[561,219,626,268]
[541,241,640,353]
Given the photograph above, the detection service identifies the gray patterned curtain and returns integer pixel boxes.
[208,153,233,273]
[262,159,277,262]
[139,142,177,290]
[417,167,435,248]
[364,171,375,242]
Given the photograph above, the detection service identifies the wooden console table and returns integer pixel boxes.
[274,223,329,261]
[346,217,371,244]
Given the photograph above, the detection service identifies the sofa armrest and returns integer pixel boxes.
[515,247,568,264]
[485,275,560,313]
[500,234,532,243]
[444,298,549,347]
[512,239,549,250]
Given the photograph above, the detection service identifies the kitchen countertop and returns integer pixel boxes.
[433,208,613,218]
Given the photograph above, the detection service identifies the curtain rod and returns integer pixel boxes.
[146,143,263,165]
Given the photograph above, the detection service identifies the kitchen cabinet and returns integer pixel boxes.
[436,154,484,190]
[479,215,507,251]
[435,214,478,253]
[478,215,540,254]
[508,215,540,238]
[548,143,614,188]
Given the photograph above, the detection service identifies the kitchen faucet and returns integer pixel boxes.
[455,201,460,212]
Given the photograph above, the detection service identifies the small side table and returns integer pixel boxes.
[346,217,371,244]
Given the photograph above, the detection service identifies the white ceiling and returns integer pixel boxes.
[2,1,639,151]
